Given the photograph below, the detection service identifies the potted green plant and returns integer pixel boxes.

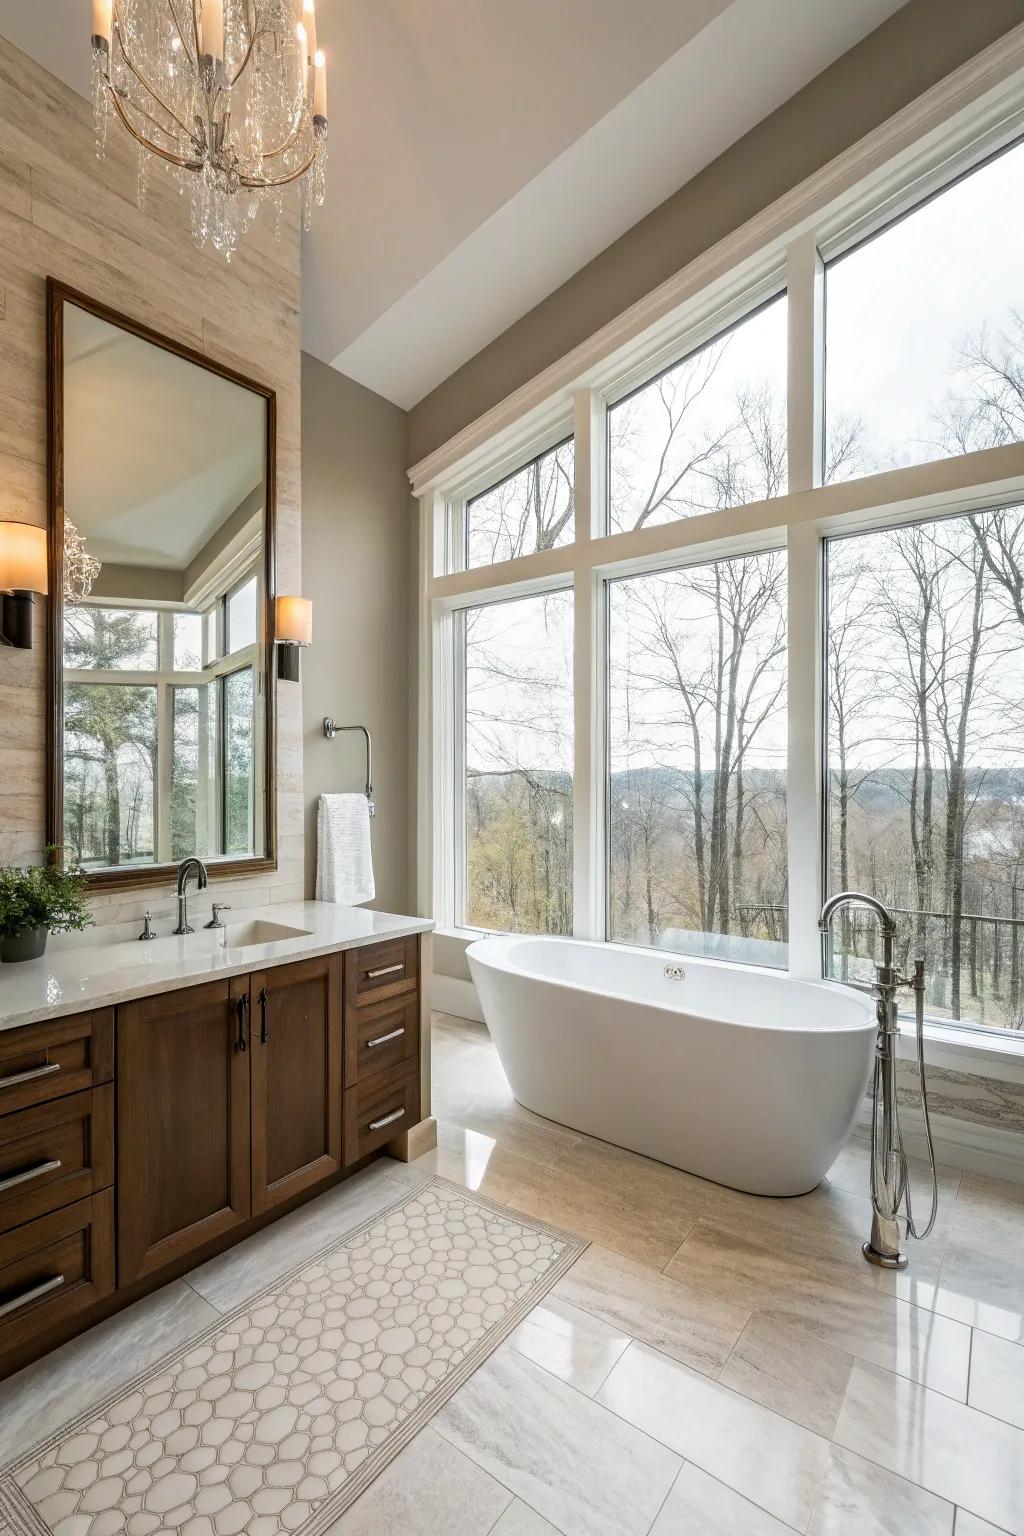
[0,856,92,963]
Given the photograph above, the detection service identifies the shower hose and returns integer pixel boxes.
[869,958,939,1243]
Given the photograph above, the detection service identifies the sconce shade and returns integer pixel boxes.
[276,595,312,646]
[0,523,48,595]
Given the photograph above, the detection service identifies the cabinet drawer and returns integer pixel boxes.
[343,1061,420,1165]
[0,1088,113,1235]
[346,937,418,1008]
[0,1191,114,1365]
[0,1011,114,1117]
[344,993,418,1087]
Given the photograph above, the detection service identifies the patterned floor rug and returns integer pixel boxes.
[0,1176,586,1536]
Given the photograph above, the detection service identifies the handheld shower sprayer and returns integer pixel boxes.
[819,892,939,1268]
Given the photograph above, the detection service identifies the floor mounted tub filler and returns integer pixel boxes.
[466,934,877,1197]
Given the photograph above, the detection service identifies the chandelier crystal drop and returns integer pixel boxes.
[91,0,329,259]
[63,520,102,604]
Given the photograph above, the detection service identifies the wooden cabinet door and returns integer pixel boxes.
[250,954,342,1215]
[118,977,251,1285]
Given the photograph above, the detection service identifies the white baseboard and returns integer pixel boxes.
[429,973,485,1024]
[899,1112,1024,1186]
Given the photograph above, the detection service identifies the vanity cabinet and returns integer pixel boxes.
[118,977,252,1285]
[250,954,342,1214]
[0,933,424,1379]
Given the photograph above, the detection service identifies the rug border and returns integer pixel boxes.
[0,1173,587,1536]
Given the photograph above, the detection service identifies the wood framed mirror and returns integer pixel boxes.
[46,280,277,889]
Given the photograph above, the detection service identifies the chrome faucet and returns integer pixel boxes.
[173,858,208,935]
[819,890,937,1269]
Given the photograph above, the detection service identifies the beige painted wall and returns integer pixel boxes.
[300,353,413,913]
[408,0,1024,463]
[0,35,304,926]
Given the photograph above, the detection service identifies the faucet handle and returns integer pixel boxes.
[205,903,231,930]
[138,910,155,941]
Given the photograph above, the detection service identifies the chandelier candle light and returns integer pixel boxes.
[90,0,328,258]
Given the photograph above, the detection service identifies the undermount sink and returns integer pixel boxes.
[218,920,313,948]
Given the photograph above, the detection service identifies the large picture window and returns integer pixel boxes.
[420,116,1024,1042]
[826,505,1024,1030]
[457,590,573,934]
[607,295,787,534]
[608,552,788,965]
[825,138,1024,483]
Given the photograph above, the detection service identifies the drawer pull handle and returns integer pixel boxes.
[368,1107,405,1133]
[0,1158,62,1196]
[0,1062,60,1091]
[0,1273,65,1321]
[366,963,404,980]
[366,1028,405,1049]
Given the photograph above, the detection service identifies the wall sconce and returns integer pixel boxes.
[275,595,312,682]
[0,523,48,650]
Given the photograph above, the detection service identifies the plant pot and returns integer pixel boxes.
[0,926,48,963]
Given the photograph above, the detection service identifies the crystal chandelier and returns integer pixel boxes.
[64,520,102,604]
[91,0,328,259]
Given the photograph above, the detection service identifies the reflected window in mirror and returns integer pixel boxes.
[50,286,275,882]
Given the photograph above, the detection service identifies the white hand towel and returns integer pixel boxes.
[316,793,375,906]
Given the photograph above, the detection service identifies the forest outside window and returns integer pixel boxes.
[462,438,575,569]
[456,589,574,934]
[825,504,1024,1032]
[607,551,788,966]
[825,137,1024,484]
[607,295,787,534]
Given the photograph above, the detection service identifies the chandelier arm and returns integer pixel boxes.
[227,0,262,88]
[239,140,319,190]
[166,0,198,65]
[109,81,198,156]
[112,4,198,143]
[260,113,307,161]
[106,85,203,170]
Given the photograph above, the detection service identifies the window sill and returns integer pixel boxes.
[897,1021,1024,1077]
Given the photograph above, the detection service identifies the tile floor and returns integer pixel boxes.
[1,1010,1023,1536]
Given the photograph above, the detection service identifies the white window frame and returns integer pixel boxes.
[413,32,1024,1043]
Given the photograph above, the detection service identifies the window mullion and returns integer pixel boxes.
[786,232,825,495]
[786,520,824,978]
[572,389,601,939]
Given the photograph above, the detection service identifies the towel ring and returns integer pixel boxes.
[322,720,375,817]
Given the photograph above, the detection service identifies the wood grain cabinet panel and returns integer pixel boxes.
[0,1087,113,1235]
[345,936,418,1009]
[343,1061,420,1167]
[118,979,251,1286]
[0,1010,114,1116]
[343,992,419,1087]
[250,954,342,1214]
[0,1190,115,1362]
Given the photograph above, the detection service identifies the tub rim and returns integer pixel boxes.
[466,932,876,1037]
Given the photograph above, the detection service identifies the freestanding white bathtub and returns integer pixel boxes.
[466,935,877,1197]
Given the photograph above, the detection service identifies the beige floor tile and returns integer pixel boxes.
[489,1500,562,1535]
[717,1311,854,1436]
[950,1173,1024,1253]
[967,1328,1024,1430]
[649,1463,795,1535]
[507,1294,630,1396]
[596,1341,830,1530]
[834,1361,1024,1536]
[913,1232,1024,1345]
[758,1284,971,1401]
[325,1427,511,1536]
[664,1217,873,1319]
[435,1344,681,1536]
[554,1242,749,1378]
[442,1141,698,1270]
[954,1512,1015,1535]
[807,1446,954,1536]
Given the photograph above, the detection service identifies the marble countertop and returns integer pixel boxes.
[0,902,434,1033]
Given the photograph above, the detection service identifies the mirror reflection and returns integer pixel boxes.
[59,301,270,874]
